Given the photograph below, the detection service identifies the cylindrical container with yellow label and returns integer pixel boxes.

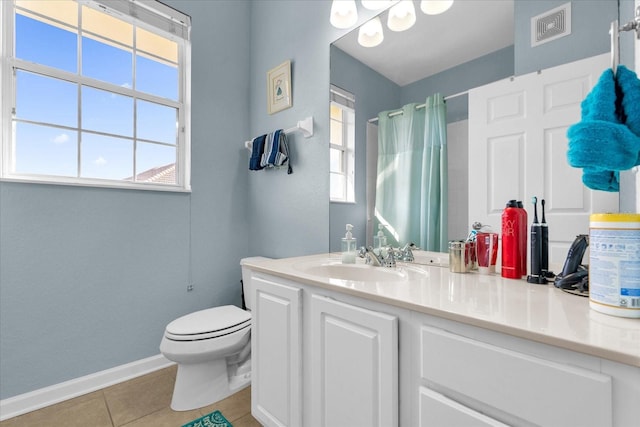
[589,213,640,318]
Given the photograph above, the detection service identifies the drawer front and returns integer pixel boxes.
[420,326,612,427]
[419,387,508,427]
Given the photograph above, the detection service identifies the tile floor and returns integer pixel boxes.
[0,365,261,427]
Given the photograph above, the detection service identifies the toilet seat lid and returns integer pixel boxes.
[165,305,251,336]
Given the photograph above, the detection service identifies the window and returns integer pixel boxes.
[0,0,191,191]
[330,85,355,202]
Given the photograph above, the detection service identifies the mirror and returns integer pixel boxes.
[329,0,515,251]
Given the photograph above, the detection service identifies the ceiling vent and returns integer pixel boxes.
[531,2,571,47]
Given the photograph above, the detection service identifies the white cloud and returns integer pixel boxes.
[52,133,69,144]
[121,83,132,89]
[94,156,107,166]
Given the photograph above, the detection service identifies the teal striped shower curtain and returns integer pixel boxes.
[375,93,448,252]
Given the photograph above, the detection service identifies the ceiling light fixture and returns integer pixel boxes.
[330,0,359,29]
[420,0,454,15]
[358,16,384,47]
[361,0,394,11]
[387,0,416,32]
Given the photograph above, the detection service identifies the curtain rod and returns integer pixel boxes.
[367,90,469,123]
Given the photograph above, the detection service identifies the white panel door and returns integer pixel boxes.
[251,276,302,427]
[469,53,619,266]
[310,294,398,427]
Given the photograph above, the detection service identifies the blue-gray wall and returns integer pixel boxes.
[0,0,636,402]
[401,46,515,122]
[246,1,381,259]
[514,0,616,75]
[0,0,252,400]
[246,1,330,259]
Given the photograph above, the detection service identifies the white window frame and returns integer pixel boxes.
[0,0,192,192]
[330,85,355,203]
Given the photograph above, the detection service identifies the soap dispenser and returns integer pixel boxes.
[373,224,387,255]
[341,224,357,264]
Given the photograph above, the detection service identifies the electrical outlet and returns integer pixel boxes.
[187,284,194,292]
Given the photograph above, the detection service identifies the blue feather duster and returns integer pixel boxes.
[566,65,640,192]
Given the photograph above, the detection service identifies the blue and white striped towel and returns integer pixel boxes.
[259,129,292,174]
[249,134,266,171]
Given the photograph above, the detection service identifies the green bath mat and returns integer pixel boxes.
[182,410,232,427]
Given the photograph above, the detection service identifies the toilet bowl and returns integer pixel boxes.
[159,257,267,411]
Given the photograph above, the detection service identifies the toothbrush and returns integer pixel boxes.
[541,199,548,273]
[530,196,542,277]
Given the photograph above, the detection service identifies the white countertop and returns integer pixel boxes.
[243,253,640,367]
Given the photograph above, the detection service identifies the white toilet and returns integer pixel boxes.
[160,257,265,411]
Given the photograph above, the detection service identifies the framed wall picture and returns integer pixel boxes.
[267,60,292,114]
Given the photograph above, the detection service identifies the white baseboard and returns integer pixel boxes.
[0,354,175,421]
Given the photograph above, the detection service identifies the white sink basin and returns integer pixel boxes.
[293,261,428,283]
[411,250,449,267]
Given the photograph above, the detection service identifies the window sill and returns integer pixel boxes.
[0,176,192,193]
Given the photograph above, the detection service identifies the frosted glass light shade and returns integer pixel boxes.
[387,0,416,32]
[358,17,384,47]
[361,0,394,10]
[420,0,454,15]
[330,0,358,29]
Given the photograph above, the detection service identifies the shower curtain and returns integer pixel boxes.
[375,93,448,252]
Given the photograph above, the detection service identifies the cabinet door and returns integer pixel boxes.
[310,294,398,427]
[251,275,302,427]
[419,387,508,427]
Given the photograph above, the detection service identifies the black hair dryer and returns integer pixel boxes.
[554,234,589,289]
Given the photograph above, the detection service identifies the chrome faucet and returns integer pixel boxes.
[396,243,418,262]
[358,246,382,266]
[358,246,396,267]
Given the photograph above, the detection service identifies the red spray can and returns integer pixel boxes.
[501,200,522,279]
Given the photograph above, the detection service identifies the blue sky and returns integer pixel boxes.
[14,11,179,182]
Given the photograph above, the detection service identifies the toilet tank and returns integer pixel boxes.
[240,257,271,311]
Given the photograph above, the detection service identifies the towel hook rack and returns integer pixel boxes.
[610,5,640,74]
[284,116,314,138]
[244,116,314,150]
[610,20,619,74]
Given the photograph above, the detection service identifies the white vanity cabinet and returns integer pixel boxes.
[249,270,399,427]
[309,294,398,427]
[250,274,302,427]
[245,256,640,427]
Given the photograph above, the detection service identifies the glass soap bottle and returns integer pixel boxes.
[341,224,357,264]
[373,224,387,255]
